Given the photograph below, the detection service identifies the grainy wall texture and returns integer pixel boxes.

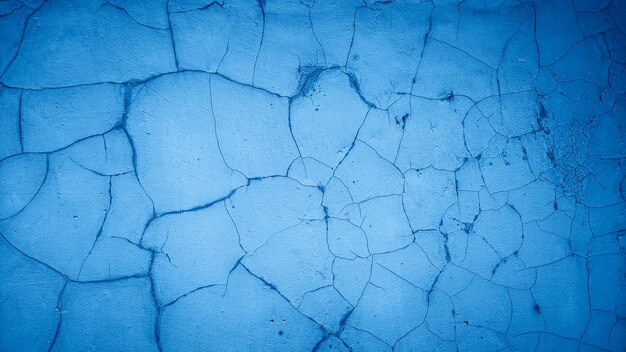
[0,0,625,351]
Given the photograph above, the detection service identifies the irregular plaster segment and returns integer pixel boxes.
[374,243,441,290]
[346,0,433,108]
[210,74,298,177]
[125,71,247,214]
[430,1,532,68]
[21,83,125,153]
[1,0,177,88]
[298,286,352,333]
[109,0,169,29]
[101,172,154,244]
[340,325,392,352]
[532,256,591,339]
[334,141,404,203]
[411,38,498,101]
[141,202,244,305]
[0,153,47,219]
[171,0,262,78]
[57,129,134,176]
[290,69,370,168]
[479,138,535,193]
[309,0,361,67]
[359,195,414,254]
[534,0,584,65]
[251,0,325,96]
[0,235,65,352]
[0,87,21,159]
[327,218,369,260]
[76,235,151,282]
[452,277,512,333]
[356,107,404,162]
[403,167,457,231]
[332,256,371,307]
[348,266,428,346]
[242,221,334,306]
[159,266,324,351]
[0,155,109,279]
[51,278,158,351]
[227,176,324,253]
[395,325,456,352]
[287,157,334,187]
[395,97,472,171]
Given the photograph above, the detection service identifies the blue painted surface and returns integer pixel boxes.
[0,0,625,351]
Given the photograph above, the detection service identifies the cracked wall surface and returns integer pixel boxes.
[0,0,625,351]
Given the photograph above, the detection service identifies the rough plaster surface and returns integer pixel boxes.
[0,0,625,351]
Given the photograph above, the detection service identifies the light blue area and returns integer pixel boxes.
[0,0,625,351]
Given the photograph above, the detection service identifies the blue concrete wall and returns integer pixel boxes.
[0,0,624,351]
